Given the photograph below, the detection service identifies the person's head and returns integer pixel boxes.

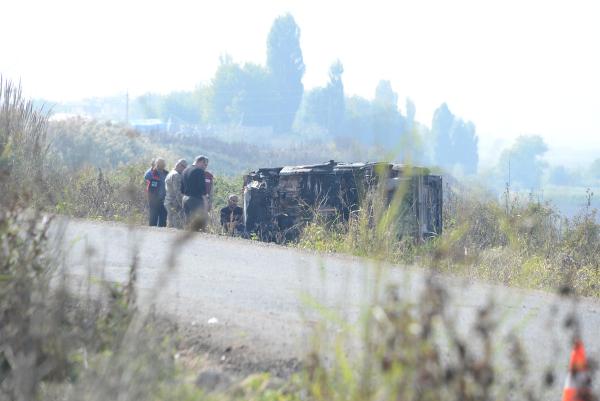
[154,157,166,171]
[174,159,187,173]
[227,194,239,208]
[193,155,209,170]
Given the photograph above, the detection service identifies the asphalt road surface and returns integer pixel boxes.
[57,219,600,396]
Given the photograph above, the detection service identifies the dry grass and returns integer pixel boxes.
[0,78,49,207]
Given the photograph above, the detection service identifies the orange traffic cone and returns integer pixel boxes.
[563,339,593,401]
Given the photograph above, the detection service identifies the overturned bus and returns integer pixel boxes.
[243,160,442,242]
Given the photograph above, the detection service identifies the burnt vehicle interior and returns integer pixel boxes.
[243,160,442,242]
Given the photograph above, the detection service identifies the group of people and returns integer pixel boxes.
[144,155,244,233]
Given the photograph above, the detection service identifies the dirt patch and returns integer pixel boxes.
[175,321,302,380]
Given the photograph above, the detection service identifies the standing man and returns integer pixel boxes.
[144,157,168,227]
[195,155,214,211]
[164,158,187,229]
[181,155,208,229]
[220,194,244,235]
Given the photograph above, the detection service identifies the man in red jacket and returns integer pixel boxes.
[144,157,168,227]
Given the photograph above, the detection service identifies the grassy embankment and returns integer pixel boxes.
[298,181,600,298]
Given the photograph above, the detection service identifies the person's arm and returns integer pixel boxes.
[180,175,186,196]
[144,170,152,191]
[220,208,228,226]
[173,174,183,206]
[197,170,208,209]
[196,169,206,195]
[144,170,154,201]
[163,173,171,195]
[234,207,244,224]
[205,172,214,209]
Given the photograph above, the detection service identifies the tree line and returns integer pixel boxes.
[498,135,600,190]
[126,14,480,175]
[44,13,600,190]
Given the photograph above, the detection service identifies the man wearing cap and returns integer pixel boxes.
[181,155,208,229]
[164,158,187,229]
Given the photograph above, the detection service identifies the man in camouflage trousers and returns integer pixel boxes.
[164,159,187,229]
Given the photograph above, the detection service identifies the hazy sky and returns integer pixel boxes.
[2,0,599,165]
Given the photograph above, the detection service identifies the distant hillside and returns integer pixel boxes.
[47,117,387,176]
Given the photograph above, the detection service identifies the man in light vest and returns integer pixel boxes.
[164,159,187,229]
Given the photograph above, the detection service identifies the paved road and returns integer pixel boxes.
[57,219,600,396]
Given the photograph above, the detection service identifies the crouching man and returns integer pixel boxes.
[164,159,187,228]
[220,194,244,235]
[181,155,208,230]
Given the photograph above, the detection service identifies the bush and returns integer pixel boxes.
[55,163,147,223]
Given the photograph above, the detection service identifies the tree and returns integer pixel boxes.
[303,88,327,126]
[210,56,245,124]
[343,95,373,142]
[549,165,575,186]
[432,103,479,174]
[161,91,202,124]
[372,80,403,146]
[208,59,275,127]
[236,63,274,127]
[267,14,305,133]
[405,98,416,131]
[590,158,600,181]
[374,80,398,108]
[498,135,548,189]
[452,120,478,174]
[303,60,345,135]
[432,103,454,168]
[325,60,345,135]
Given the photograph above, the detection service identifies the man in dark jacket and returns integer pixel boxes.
[220,194,244,234]
[144,157,168,227]
[181,155,208,229]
